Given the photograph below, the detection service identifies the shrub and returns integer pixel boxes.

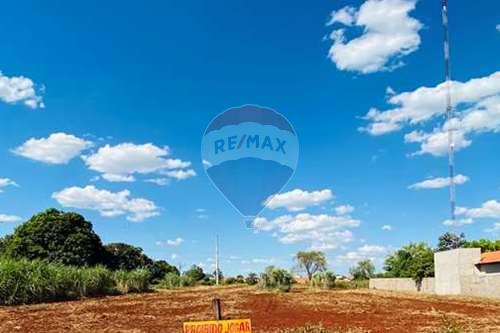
[333,280,368,289]
[259,266,293,292]
[245,272,259,285]
[224,277,238,285]
[79,265,116,296]
[157,272,196,289]
[114,269,150,293]
[311,271,336,289]
[183,265,206,282]
[148,260,179,284]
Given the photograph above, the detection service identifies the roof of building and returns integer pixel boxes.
[480,251,500,265]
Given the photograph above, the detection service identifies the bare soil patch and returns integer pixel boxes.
[1,286,499,332]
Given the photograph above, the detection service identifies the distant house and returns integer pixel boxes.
[293,276,309,284]
[477,250,500,274]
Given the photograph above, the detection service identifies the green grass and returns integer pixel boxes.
[114,269,150,293]
[332,280,369,289]
[156,272,196,289]
[0,259,150,305]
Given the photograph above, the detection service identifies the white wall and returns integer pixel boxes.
[434,248,480,295]
[369,278,435,293]
[370,248,500,299]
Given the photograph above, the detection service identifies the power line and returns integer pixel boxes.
[441,0,456,224]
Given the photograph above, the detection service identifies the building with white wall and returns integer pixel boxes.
[370,248,500,299]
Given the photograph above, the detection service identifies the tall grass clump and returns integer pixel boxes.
[0,259,151,305]
[259,266,293,292]
[157,272,196,289]
[333,279,369,290]
[311,271,336,289]
[114,269,151,293]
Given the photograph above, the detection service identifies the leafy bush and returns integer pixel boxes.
[0,259,150,305]
[183,265,206,282]
[224,275,245,285]
[148,260,179,284]
[79,265,116,296]
[259,266,294,292]
[245,272,259,285]
[333,280,369,289]
[463,239,500,252]
[157,272,196,289]
[114,269,151,293]
[311,271,336,289]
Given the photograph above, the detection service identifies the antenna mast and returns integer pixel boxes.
[441,0,456,223]
[215,234,220,286]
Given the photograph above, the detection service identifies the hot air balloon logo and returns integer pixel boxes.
[201,105,299,218]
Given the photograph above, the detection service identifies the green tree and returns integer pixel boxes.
[383,242,434,283]
[463,239,500,252]
[436,232,466,251]
[184,265,206,282]
[0,235,11,256]
[104,243,153,271]
[245,272,259,285]
[296,251,327,280]
[2,209,106,266]
[148,260,179,284]
[349,259,375,280]
[260,266,294,292]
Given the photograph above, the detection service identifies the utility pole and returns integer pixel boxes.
[441,0,456,224]
[215,234,220,286]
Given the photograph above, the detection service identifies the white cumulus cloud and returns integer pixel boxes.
[162,169,196,180]
[361,72,500,156]
[327,0,422,74]
[156,237,184,247]
[13,132,93,164]
[459,200,500,219]
[264,189,333,212]
[83,143,194,182]
[408,174,469,190]
[337,244,388,262]
[335,204,354,215]
[0,178,19,192]
[52,185,159,222]
[253,212,360,251]
[443,218,474,227]
[145,178,171,186]
[0,70,44,108]
[0,214,23,223]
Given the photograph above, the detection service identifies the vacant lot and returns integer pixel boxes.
[1,285,499,332]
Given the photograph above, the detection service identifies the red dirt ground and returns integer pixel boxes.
[1,286,499,332]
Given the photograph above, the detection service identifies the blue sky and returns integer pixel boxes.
[0,0,499,275]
